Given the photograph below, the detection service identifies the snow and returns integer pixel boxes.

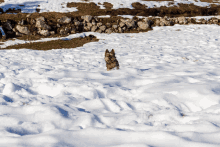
[0,24,220,146]
[0,0,216,13]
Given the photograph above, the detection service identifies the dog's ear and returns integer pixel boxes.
[111,49,115,55]
[105,49,109,56]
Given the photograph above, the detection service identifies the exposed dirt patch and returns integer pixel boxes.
[0,0,4,3]
[2,35,99,50]
[103,2,113,9]
[200,0,220,3]
[66,2,220,17]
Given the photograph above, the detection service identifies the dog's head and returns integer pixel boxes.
[105,49,115,57]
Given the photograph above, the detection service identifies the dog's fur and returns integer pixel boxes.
[105,49,119,71]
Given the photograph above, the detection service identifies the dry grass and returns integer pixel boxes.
[2,35,98,50]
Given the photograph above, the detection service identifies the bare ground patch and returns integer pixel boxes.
[1,35,98,50]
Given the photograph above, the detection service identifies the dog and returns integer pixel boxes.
[105,49,119,71]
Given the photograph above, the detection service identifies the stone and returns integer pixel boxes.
[59,27,71,35]
[18,19,25,25]
[97,22,102,27]
[126,20,136,29]
[119,22,125,28]
[91,26,98,32]
[177,16,187,24]
[92,20,96,26]
[106,23,111,28]
[35,19,51,30]
[58,16,71,24]
[87,23,93,28]
[99,25,106,31]
[96,29,102,33]
[2,21,13,30]
[36,16,45,22]
[118,27,123,33]
[16,32,23,36]
[38,29,50,36]
[137,21,150,30]
[50,31,55,35]
[81,15,92,23]
[105,28,112,34]
[71,28,76,34]
[112,25,118,29]
[16,25,30,35]
[74,21,81,26]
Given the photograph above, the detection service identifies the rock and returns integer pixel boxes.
[35,18,51,30]
[155,19,160,26]
[81,15,92,23]
[16,32,23,36]
[91,26,98,32]
[99,25,106,31]
[87,23,93,28]
[58,16,71,24]
[83,26,91,31]
[92,20,96,26]
[126,20,136,29]
[57,23,61,27]
[59,27,71,35]
[105,28,112,34]
[118,27,123,33]
[177,16,187,24]
[16,25,30,35]
[30,19,36,25]
[18,19,25,25]
[119,22,125,28]
[106,23,111,28]
[26,13,31,18]
[2,21,13,30]
[137,21,150,30]
[74,21,81,26]
[50,31,55,35]
[38,29,50,36]
[112,25,118,29]
[36,16,45,22]
[120,19,136,29]
[71,28,76,34]
[96,29,102,33]
[97,22,102,27]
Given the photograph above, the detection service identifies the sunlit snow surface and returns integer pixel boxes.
[0,0,215,13]
[0,24,220,146]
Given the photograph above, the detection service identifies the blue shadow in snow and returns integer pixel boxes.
[0,1,44,13]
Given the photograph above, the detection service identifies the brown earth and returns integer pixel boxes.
[1,35,98,50]
[0,0,4,3]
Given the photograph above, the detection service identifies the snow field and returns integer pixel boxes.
[0,24,220,146]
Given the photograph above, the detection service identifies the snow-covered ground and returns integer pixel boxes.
[0,24,220,146]
[0,0,217,13]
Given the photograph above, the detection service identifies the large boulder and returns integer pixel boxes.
[16,25,30,35]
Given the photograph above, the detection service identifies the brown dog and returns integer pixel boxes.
[105,49,119,71]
